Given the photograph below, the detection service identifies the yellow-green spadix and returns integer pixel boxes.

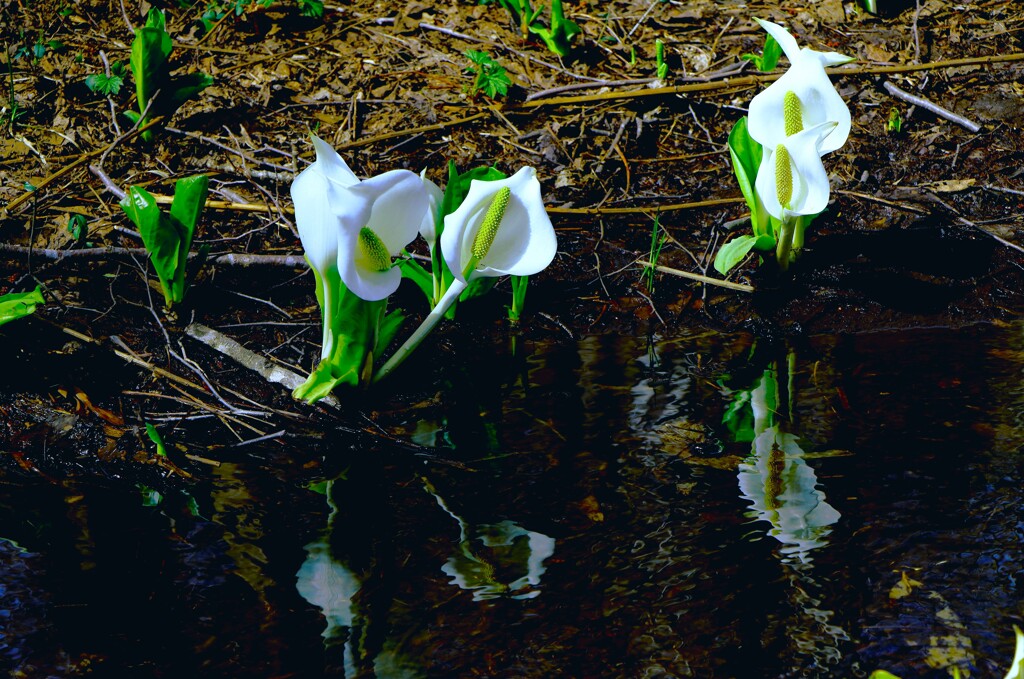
[440,167,557,283]
[755,121,837,220]
[747,18,852,156]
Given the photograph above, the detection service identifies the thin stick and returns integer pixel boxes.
[883,81,981,132]
[0,244,304,268]
[548,196,744,214]
[637,261,754,292]
[519,52,1024,108]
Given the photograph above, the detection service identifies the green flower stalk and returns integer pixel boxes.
[290,135,429,399]
[374,168,556,382]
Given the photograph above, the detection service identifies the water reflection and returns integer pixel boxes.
[296,471,422,678]
[731,366,840,562]
[738,428,840,560]
[726,354,847,670]
[428,479,555,601]
[7,323,1024,676]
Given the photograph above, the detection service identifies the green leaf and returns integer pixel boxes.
[120,186,179,306]
[144,6,167,31]
[721,388,754,443]
[67,214,88,245]
[166,72,214,111]
[761,34,782,71]
[139,485,164,507]
[294,293,387,400]
[465,49,494,66]
[85,72,125,95]
[741,33,781,73]
[727,117,764,227]
[526,0,581,58]
[144,422,169,457]
[298,0,324,18]
[398,257,434,303]
[867,672,902,679]
[130,11,173,141]
[169,175,209,237]
[459,275,497,304]
[713,234,759,275]
[509,274,528,322]
[0,286,44,327]
[375,308,405,359]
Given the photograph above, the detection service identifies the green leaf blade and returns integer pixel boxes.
[0,286,45,327]
[713,234,759,276]
[120,186,179,306]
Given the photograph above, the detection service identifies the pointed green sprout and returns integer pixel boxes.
[120,175,209,306]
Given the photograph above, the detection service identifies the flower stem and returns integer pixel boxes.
[373,278,469,382]
[775,216,796,271]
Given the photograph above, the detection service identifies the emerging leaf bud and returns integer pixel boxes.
[358,227,392,272]
[783,91,803,136]
[774,145,793,208]
[471,186,511,260]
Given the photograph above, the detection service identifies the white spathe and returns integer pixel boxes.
[747,18,853,155]
[418,171,444,250]
[291,135,429,302]
[440,167,557,282]
[756,121,837,220]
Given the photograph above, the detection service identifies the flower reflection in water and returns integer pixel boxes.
[296,478,423,678]
[738,427,840,563]
[729,358,847,669]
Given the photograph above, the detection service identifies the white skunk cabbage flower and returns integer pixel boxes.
[755,121,837,220]
[440,167,556,282]
[291,135,429,302]
[747,18,853,156]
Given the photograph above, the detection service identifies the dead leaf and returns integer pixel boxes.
[579,495,604,522]
[815,0,845,23]
[924,179,976,193]
[889,571,924,600]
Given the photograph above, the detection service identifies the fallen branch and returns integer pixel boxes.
[519,52,1024,108]
[637,260,754,292]
[184,322,339,409]
[882,81,981,132]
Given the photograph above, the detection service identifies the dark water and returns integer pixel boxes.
[3,323,1024,678]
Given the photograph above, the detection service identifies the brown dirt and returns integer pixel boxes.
[1,0,1024,474]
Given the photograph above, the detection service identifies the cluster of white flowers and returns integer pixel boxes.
[292,137,556,306]
[289,135,557,392]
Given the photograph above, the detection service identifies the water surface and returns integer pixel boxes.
[2,323,1023,678]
